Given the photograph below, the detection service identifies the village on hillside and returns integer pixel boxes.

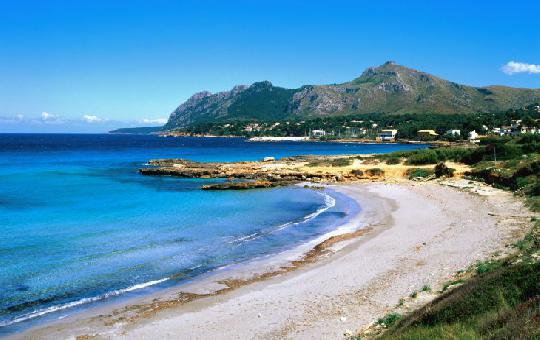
[161,104,540,143]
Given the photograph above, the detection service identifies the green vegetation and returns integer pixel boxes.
[385,157,401,165]
[441,279,466,292]
[175,105,540,140]
[377,313,402,328]
[434,162,455,178]
[406,168,433,179]
[367,168,384,176]
[306,157,352,167]
[421,285,432,292]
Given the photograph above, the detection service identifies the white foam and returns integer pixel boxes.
[1,278,169,327]
[228,192,336,244]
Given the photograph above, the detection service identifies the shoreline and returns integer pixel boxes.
[11,181,533,339]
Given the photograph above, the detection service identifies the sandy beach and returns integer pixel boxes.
[13,181,532,340]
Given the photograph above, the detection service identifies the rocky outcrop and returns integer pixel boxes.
[139,156,387,190]
[201,181,280,190]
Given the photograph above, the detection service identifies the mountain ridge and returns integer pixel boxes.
[164,62,540,129]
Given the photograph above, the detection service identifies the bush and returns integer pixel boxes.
[434,162,455,178]
[351,169,364,176]
[330,158,352,167]
[406,150,440,165]
[475,260,503,275]
[422,285,432,292]
[367,168,384,176]
[406,168,433,179]
[385,157,401,165]
[377,313,402,327]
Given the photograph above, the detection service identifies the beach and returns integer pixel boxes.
[13,180,533,340]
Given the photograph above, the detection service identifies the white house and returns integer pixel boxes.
[378,129,398,141]
[311,129,326,138]
[468,130,479,140]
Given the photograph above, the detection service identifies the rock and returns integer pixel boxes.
[340,316,347,322]
[201,181,277,190]
[263,157,275,162]
[343,329,353,337]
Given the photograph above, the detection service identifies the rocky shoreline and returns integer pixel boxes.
[139,154,470,189]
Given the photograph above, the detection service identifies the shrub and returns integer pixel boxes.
[475,260,503,275]
[422,285,432,292]
[406,150,440,165]
[410,291,418,298]
[351,169,364,177]
[434,162,455,178]
[385,157,401,165]
[377,313,402,327]
[330,158,352,167]
[442,279,465,292]
[367,168,384,176]
[406,168,433,179]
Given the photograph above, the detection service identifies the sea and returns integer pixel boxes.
[0,134,427,334]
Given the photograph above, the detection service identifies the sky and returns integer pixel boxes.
[1,0,539,133]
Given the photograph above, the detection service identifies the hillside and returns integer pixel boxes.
[164,62,540,129]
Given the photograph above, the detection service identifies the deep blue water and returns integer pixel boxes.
[0,134,426,333]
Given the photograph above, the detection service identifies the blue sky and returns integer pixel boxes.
[1,0,539,132]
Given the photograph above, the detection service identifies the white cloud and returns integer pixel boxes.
[0,114,25,122]
[41,112,59,121]
[139,118,167,125]
[82,114,103,123]
[502,61,540,75]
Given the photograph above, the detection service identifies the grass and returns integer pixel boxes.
[406,168,433,179]
[378,221,540,339]
[306,157,352,167]
[385,157,401,165]
[377,313,402,328]
[421,285,432,292]
[442,279,465,292]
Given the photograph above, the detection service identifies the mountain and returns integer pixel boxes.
[164,61,540,129]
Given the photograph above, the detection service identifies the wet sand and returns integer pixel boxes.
[13,181,532,339]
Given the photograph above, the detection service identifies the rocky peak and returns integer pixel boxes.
[188,91,212,102]
[250,80,273,89]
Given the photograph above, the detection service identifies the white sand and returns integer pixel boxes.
[14,182,532,340]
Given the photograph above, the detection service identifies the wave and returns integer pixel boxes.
[228,192,336,244]
[1,192,337,328]
[0,278,169,328]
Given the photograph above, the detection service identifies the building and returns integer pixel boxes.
[310,129,326,138]
[468,130,479,141]
[492,127,512,136]
[244,123,260,132]
[417,130,439,138]
[445,129,461,136]
[377,129,398,141]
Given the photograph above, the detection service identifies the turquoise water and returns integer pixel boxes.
[0,134,427,333]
